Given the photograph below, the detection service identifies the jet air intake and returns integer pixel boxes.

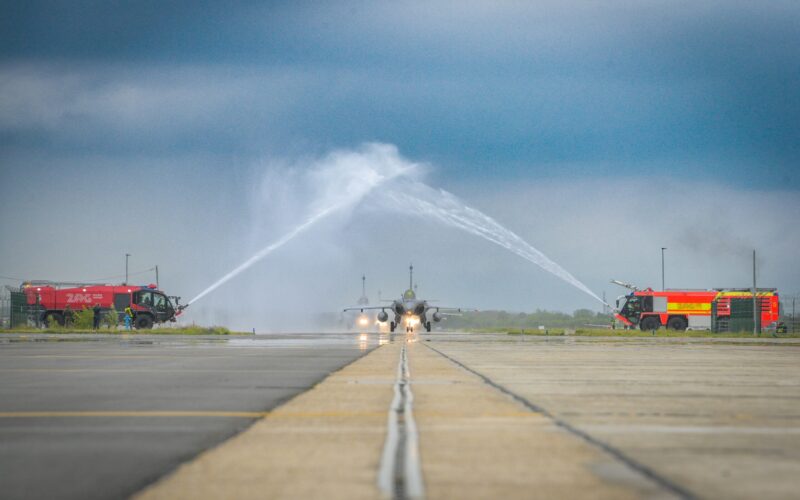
[377,310,389,322]
[433,312,443,322]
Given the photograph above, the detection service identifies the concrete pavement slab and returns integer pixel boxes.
[408,339,669,499]
[425,335,800,500]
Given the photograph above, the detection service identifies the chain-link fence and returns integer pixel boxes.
[0,286,9,328]
[781,294,800,334]
[0,285,37,329]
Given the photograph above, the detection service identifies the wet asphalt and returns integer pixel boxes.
[0,333,377,500]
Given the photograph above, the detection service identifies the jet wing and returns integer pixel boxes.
[425,307,477,317]
[342,306,389,312]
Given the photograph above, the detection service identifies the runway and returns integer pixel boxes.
[417,333,800,500]
[2,332,799,499]
[0,333,378,500]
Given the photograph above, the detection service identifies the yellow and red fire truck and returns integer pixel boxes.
[613,282,780,331]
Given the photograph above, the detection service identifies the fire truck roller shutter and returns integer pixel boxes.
[688,315,711,330]
[113,294,130,311]
[653,296,667,313]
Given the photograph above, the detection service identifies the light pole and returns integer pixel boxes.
[753,249,758,336]
[661,247,667,291]
[125,253,131,285]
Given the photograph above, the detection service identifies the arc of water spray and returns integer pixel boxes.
[384,187,609,307]
[187,167,409,306]
[188,203,341,306]
[186,148,608,310]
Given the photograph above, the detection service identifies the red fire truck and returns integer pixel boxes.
[22,281,182,329]
[612,281,781,331]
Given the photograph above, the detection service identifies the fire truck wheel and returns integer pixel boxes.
[640,316,660,331]
[667,316,688,331]
[43,312,65,327]
[135,315,154,329]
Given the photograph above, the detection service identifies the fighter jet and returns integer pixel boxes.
[342,275,374,330]
[344,264,467,333]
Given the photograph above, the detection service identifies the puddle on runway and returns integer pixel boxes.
[0,332,389,350]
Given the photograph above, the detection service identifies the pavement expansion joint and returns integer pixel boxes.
[421,342,697,500]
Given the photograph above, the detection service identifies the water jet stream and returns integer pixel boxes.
[186,144,607,310]
[385,183,608,306]
[187,160,408,306]
[188,203,341,306]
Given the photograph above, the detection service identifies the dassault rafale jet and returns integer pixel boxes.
[344,265,467,333]
[345,274,373,329]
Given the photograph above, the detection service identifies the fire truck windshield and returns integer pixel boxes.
[153,293,166,310]
[153,293,174,313]
[136,291,173,313]
[619,295,642,319]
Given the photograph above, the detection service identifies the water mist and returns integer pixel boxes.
[187,143,606,310]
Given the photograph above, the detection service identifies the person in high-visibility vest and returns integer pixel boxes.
[124,306,134,330]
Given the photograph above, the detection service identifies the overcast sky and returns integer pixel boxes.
[1,1,798,330]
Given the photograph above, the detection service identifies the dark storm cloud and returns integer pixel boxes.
[1,1,799,325]
[1,1,798,184]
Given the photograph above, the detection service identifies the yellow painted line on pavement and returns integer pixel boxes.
[0,410,384,419]
[0,410,541,419]
[0,369,323,373]
[0,411,272,418]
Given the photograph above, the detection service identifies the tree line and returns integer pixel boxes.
[442,309,614,330]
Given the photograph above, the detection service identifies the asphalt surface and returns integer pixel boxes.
[0,333,378,500]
